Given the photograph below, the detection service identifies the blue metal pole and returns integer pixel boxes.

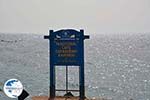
[49,30,55,99]
[79,30,85,100]
[66,65,68,94]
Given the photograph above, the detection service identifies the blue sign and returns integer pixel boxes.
[50,29,83,65]
[44,29,89,99]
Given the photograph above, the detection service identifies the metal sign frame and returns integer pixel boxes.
[44,29,89,100]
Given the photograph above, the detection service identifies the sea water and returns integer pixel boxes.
[0,33,150,100]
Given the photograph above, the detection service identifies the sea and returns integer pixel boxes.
[0,33,150,100]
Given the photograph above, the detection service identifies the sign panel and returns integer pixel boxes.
[44,29,89,99]
[50,29,83,65]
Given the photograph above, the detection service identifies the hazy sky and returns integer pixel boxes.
[0,0,150,34]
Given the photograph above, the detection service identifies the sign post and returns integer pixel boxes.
[44,29,89,100]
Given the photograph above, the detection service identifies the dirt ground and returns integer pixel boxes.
[32,96,107,100]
